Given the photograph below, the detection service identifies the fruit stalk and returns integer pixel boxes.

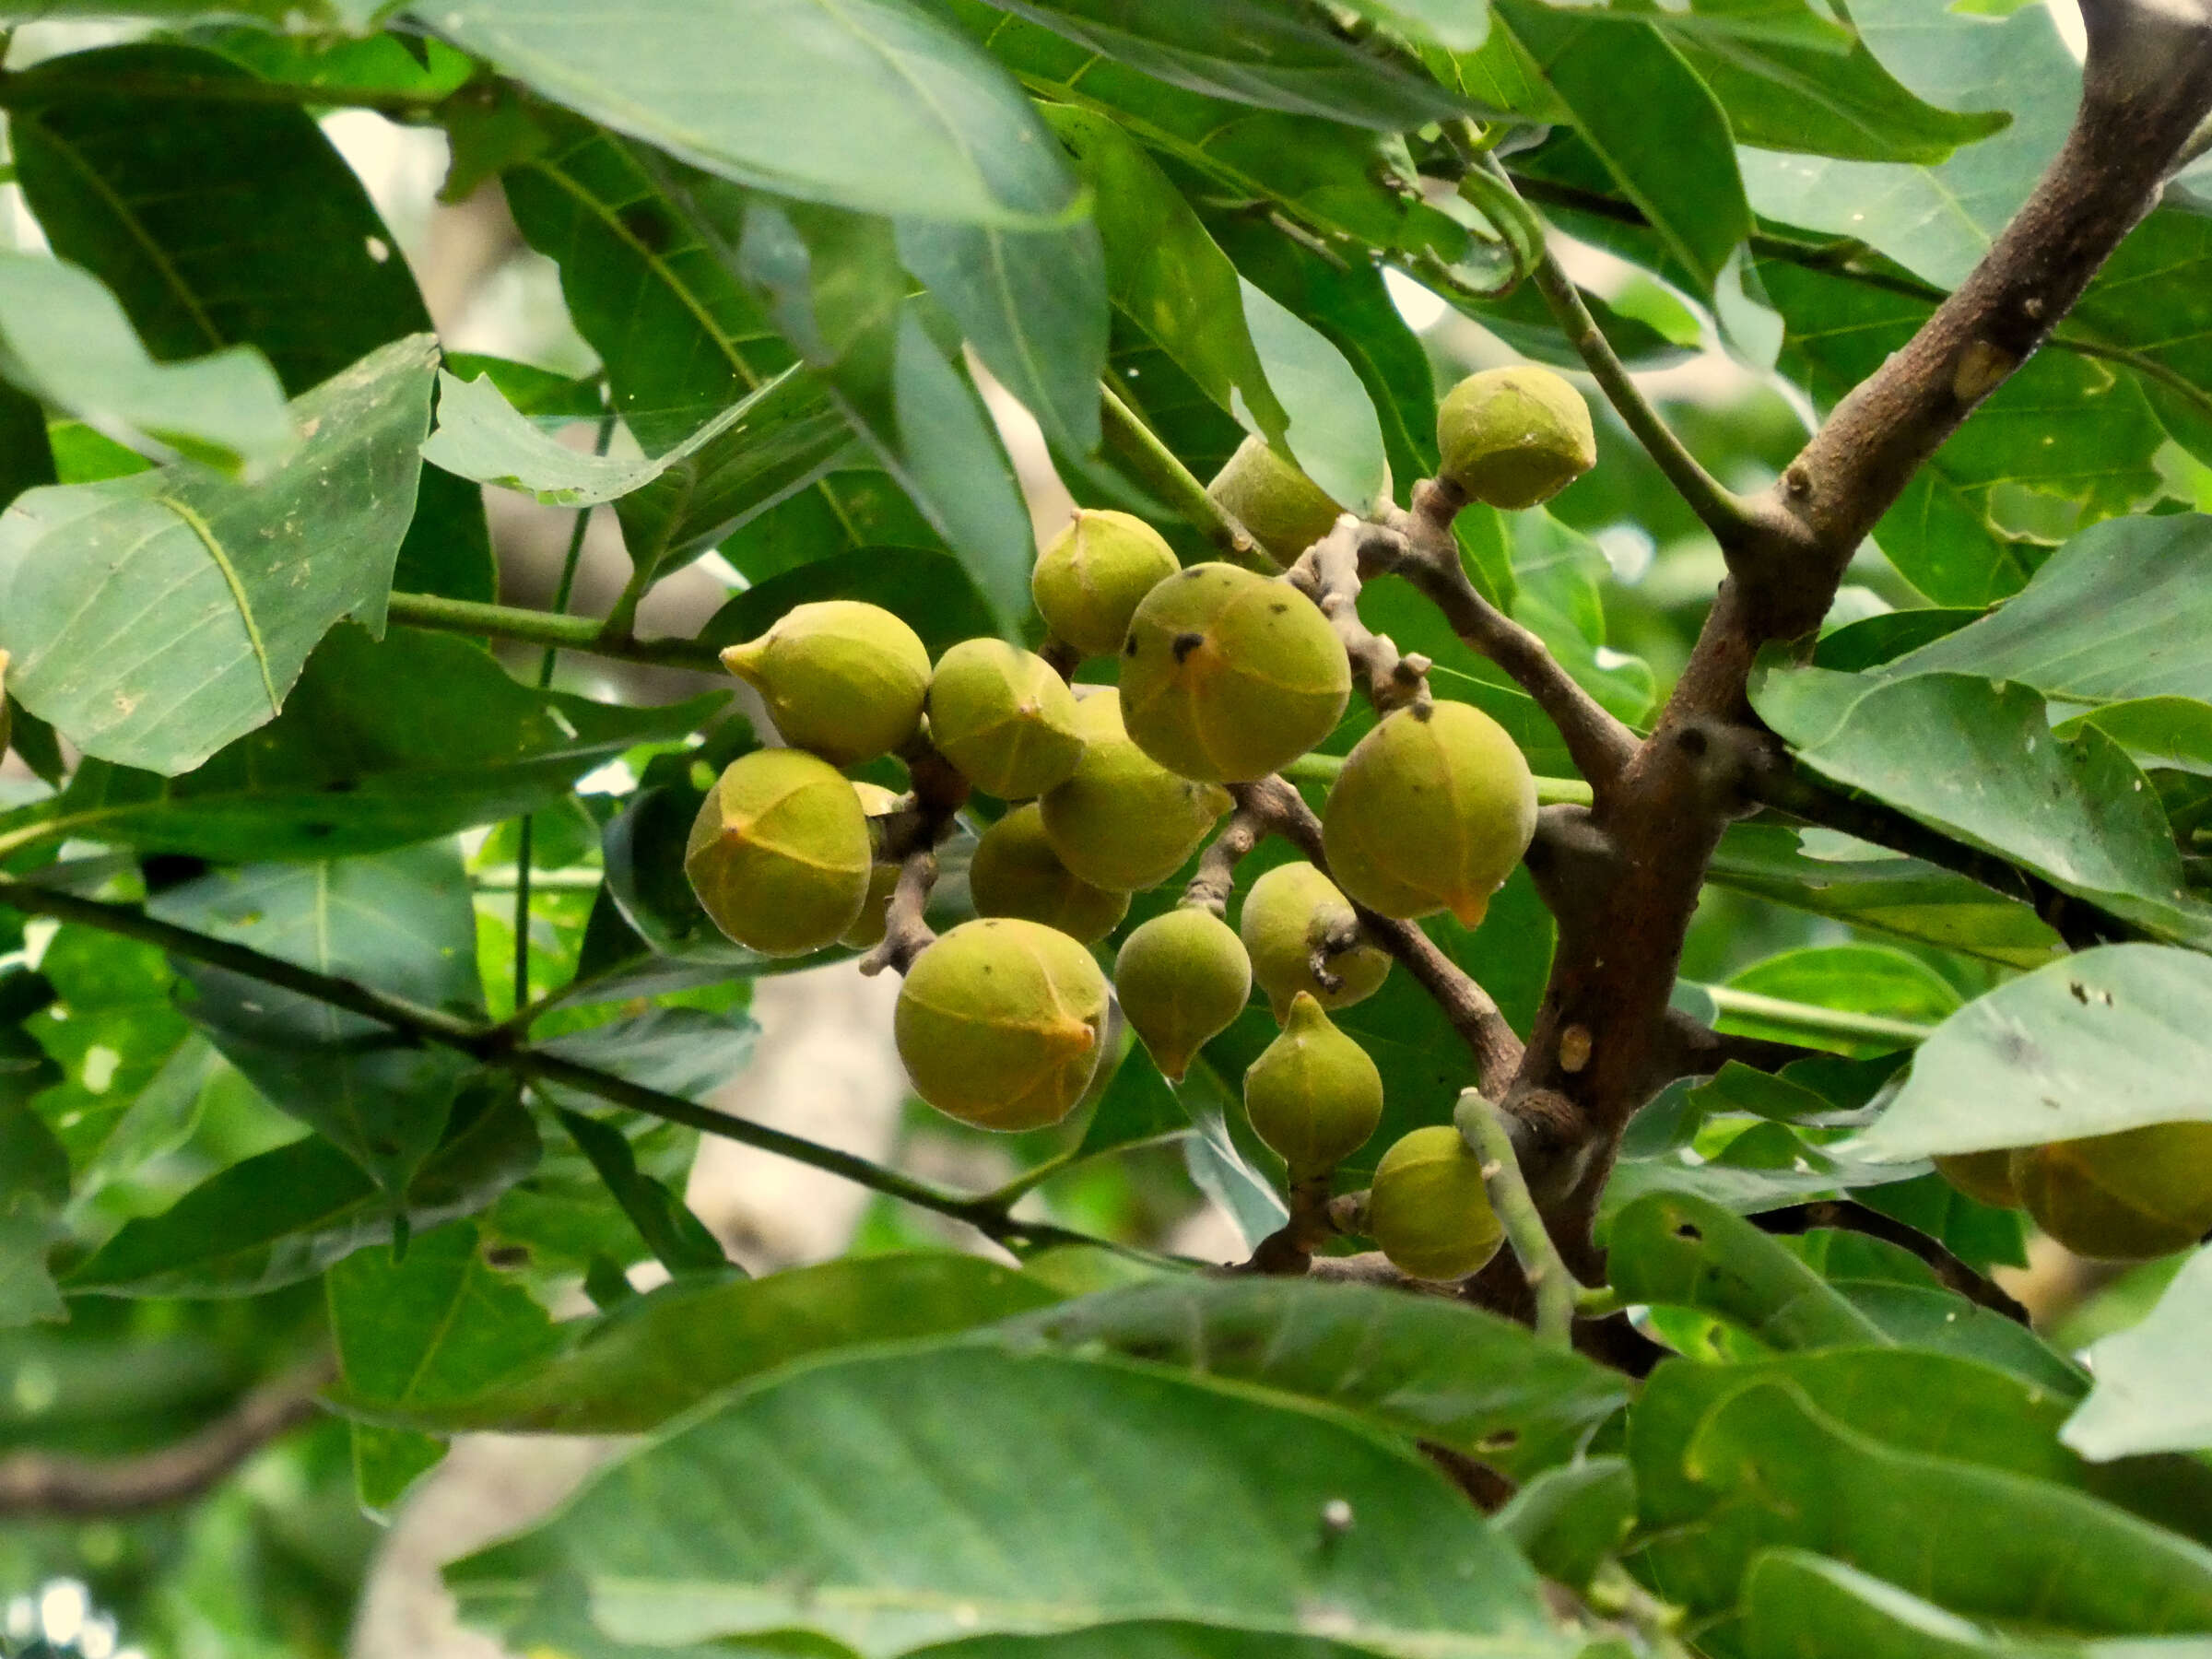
[1282,516,1433,714]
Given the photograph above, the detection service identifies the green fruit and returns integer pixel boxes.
[1119,563,1351,782]
[1031,509,1181,657]
[1243,992,1382,1179]
[1366,1124,1504,1281]
[894,917,1111,1131]
[1206,435,1346,567]
[2011,1122,2212,1260]
[1436,365,1595,511]
[1324,701,1536,926]
[969,804,1131,944]
[720,600,930,766]
[685,749,872,956]
[1114,907,1252,1082]
[1039,689,1234,891]
[840,782,906,949]
[926,638,1085,799]
[1934,1150,2020,1210]
[1238,862,1390,1021]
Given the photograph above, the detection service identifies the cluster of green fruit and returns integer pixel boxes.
[1937,1125,2212,1261]
[682,366,1594,1278]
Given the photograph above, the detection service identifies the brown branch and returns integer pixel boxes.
[1183,806,1267,915]
[1283,517,1432,714]
[1241,1173,1339,1276]
[0,1355,335,1517]
[859,848,938,976]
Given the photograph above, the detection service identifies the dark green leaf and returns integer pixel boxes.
[1494,1458,1635,1592]
[551,1105,732,1277]
[23,927,190,1172]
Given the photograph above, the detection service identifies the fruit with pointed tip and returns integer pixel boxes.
[685,749,872,956]
[1031,509,1181,657]
[970,803,1131,944]
[1243,993,1383,1179]
[1365,1124,1504,1281]
[1934,1150,2020,1211]
[719,600,930,766]
[1436,365,1595,511]
[840,782,906,949]
[926,638,1085,799]
[894,917,1111,1131]
[2010,1122,2212,1259]
[1238,862,1390,1021]
[1114,907,1252,1082]
[1206,435,1345,566]
[1119,562,1351,782]
[1324,701,1535,926]
[1039,689,1233,891]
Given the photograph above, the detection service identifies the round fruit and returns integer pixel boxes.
[1365,1124,1504,1281]
[1324,701,1536,926]
[1934,1150,2020,1211]
[1039,689,1233,891]
[2011,1122,2212,1260]
[1119,563,1351,783]
[1238,862,1390,1021]
[1206,435,1346,567]
[685,748,872,956]
[925,638,1085,799]
[841,782,906,949]
[1243,992,1383,1179]
[1031,509,1181,658]
[1114,907,1252,1082]
[969,804,1131,944]
[720,601,930,766]
[894,917,1111,1131]
[1436,365,1595,511]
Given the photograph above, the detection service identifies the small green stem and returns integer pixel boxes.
[0,67,453,119]
[384,592,724,674]
[1697,984,1934,1049]
[1099,382,1276,573]
[1454,1088,1582,1348]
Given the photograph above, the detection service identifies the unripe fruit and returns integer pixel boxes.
[1436,365,1595,511]
[1040,689,1233,891]
[970,804,1130,944]
[720,601,930,766]
[1366,1124,1504,1281]
[894,917,1111,1131]
[925,638,1085,799]
[1243,993,1383,1179]
[685,749,872,957]
[2010,1123,2212,1260]
[1934,1150,2020,1211]
[1324,701,1536,926]
[1114,907,1252,1082]
[1206,435,1345,567]
[1031,509,1181,658]
[1119,563,1351,783]
[840,782,905,950]
[1238,862,1390,1021]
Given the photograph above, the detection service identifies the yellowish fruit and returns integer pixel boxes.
[1119,563,1351,783]
[969,804,1131,944]
[1436,365,1595,511]
[1324,701,1536,925]
[1238,862,1390,1022]
[685,749,872,956]
[1366,1124,1504,1281]
[840,782,906,949]
[1243,992,1382,1179]
[1114,907,1252,1082]
[1934,1150,2020,1211]
[720,600,930,766]
[1039,689,1233,891]
[894,917,1111,1131]
[926,638,1085,799]
[1206,435,1345,567]
[1031,509,1181,657]
[2011,1123,2212,1260]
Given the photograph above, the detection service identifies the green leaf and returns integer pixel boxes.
[341,1253,1058,1434]
[438,0,1077,228]
[1494,1458,1635,1592]
[984,1274,1630,1481]
[420,370,744,505]
[146,842,484,1193]
[23,927,191,1172]
[68,1077,541,1297]
[912,1628,1389,1659]
[1719,945,1960,1055]
[541,1006,759,1103]
[446,1346,1571,1657]
[0,252,295,477]
[2065,1247,2212,1462]
[550,1105,731,1277]
[0,334,435,775]
[0,1091,69,1325]
[51,626,716,862]
[1750,668,2212,947]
